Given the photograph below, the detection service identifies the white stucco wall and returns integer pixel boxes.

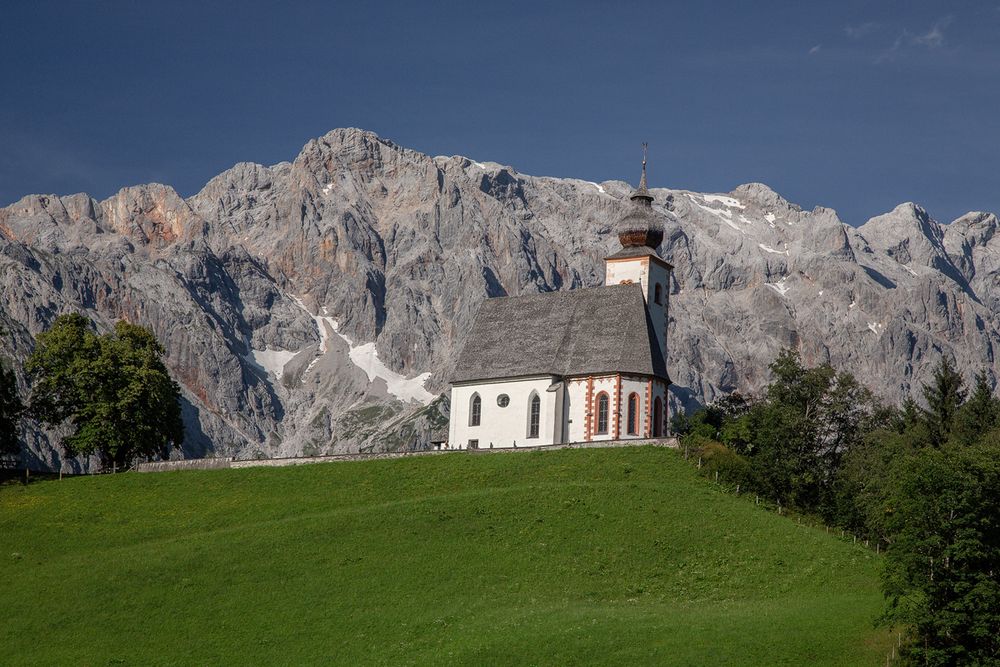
[646,261,670,361]
[448,254,672,449]
[449,374,670,447]
[449,376,560,449]
[566,375,616,443]
[606,256,671,360]
[624,377,670,438]
[563,374,670,442]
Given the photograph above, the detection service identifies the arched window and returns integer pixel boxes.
[595,392,609,434]
[654,283,663,305]
[527,393,540,439]
[469,393,481,427]
[653,397,663,437]
[627,392,639,435]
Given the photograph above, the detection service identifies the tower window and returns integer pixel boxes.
[470,393,481,426]
[627,393,639,435]
[527,393,541,439]
[596,392,609,434]
[654,283,663,305]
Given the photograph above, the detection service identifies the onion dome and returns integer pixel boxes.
[616,143,664,249]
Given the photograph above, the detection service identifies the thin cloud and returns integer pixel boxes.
[912,17,952,47]
[876,16,953,62]
[844,22,878,39]
[808,44,821,55]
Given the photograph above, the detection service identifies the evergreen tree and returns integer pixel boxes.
[882,440,1000,664]
[953,371,999,447]
[922,357,966,447]
[27,314,184,469]
[0,357,24,466]
[898,396,924,433]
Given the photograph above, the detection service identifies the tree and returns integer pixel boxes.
[669,408,691,437]
[896,396,925,434]
[953,371,999,448]
[27,314,184,469]
[922,357,966,447]
[739,349,885,513]
[0,357,24,465]
[881,439,1000,664]
[834,428,917,539]
[744,400,817,506]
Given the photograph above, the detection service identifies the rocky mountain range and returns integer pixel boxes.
[2,127,998,468]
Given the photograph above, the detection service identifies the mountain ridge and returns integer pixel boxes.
[3,127,999,467]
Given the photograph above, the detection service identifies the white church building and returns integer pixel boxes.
[448,154,672,449]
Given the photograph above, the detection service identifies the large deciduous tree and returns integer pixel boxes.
[739,349,884,512]
[0,357,24,465]
[27,313,184,469]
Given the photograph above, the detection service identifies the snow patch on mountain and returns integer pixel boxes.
[766,277,791,296]
[703,194,745,209]
[248,348,298,381]
[690,198,744,233]
[759,243,788,255]
[287,294,433,404]
[344,340,435,405]
[692,200,734,218]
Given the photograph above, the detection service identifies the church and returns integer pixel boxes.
[448,152,672,449]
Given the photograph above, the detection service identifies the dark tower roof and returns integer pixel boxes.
[616,143,664,250]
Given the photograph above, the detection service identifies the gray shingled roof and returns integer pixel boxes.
[451,283,669,384]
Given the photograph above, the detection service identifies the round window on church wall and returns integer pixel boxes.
[497,394,510,408]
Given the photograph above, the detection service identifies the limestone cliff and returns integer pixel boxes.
[3,128,998,467]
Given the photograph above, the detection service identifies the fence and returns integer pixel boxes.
[134,437,679,473]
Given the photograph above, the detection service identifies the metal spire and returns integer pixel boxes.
[631,142,654,205]
[639,142,648,190]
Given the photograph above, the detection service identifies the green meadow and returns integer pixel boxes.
[0,447,890,665]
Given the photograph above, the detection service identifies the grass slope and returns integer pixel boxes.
[1,447,889,665]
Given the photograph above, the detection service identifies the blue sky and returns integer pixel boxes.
[1,0,998,225]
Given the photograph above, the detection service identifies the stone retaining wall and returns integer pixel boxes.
[134,458,234,473]
[134,437,678,473]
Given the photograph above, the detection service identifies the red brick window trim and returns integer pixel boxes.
[626,392,639,435]
[595,392,610,434]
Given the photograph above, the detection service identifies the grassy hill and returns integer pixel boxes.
[0,447,890,665]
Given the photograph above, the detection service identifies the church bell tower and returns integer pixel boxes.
[604,144,672,367]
